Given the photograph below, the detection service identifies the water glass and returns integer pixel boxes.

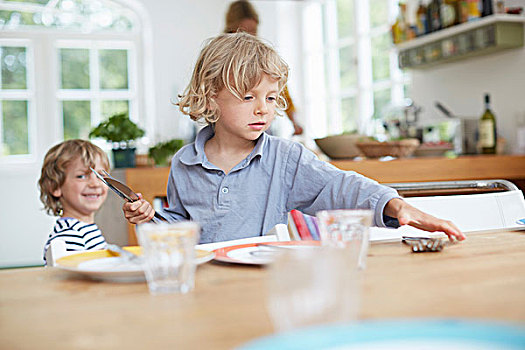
[266,246,360,333]
[316,209,373,270]
[137,221,200,295]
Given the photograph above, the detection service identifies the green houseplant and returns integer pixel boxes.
[89,112,145,168]
[148,139,185,167]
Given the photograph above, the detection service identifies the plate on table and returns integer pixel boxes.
[239,319,525,350]
[55,246,215,282]
[213,241,320,265]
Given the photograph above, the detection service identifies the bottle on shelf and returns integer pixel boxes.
[441,0,458,28]
[457,0,470,23]
[481,0,493,16]
[416,1,429,36]
[479,93,497,154]
[467,0,481,21]
[494,0,505,14]
[391,19,400,44]
[427,0,443,32]
[392,2,408,44]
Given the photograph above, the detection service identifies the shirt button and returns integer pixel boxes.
[221,187,229,194]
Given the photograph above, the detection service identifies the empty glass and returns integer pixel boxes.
[316,209,373,270]
[266,246,360,333]
[137,221,200,295]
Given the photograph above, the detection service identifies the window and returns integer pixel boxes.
[0,41,33,157]
[303,0,409,138]
[0,0,145,161]
[57,42,135,140]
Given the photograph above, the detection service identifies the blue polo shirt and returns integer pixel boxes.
[163,125,400,243]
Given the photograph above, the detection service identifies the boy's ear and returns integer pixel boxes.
[52,187,62,198]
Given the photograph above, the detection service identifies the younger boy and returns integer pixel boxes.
[123,33,465,243]
[39,139,110,264]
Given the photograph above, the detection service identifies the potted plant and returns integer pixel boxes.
[89,112,145,168]
[148,139,185,167]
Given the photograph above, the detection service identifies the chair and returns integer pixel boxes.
[45,239,79,267]
[386,179,525,233]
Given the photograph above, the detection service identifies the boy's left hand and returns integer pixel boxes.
[385,198,466,241]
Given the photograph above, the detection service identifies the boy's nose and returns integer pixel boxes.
[255,99,268,115]
[88,173,101,186]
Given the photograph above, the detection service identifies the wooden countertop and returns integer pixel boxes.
[330,154,525,183]
[1,230,524,349]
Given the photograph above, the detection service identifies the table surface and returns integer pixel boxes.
[1,230,524,349]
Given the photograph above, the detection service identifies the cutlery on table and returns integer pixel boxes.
[106,244,144,264]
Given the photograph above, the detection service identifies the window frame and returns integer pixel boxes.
[302,0,410,138]
[0,0,151,167]
[55,39,138,140]
[0,38,36,163]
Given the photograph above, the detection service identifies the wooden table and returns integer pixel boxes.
[2,230,524,349]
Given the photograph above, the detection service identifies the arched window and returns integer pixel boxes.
[0,0,151,161]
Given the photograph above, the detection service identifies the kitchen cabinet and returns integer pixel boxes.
[396,14,524,69]
[119,155,525,244]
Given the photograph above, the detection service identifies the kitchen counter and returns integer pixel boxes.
[330,154,525,185]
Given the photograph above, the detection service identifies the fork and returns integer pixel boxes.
[107,244,144,264]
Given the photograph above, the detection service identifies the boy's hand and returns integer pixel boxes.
[385,198,466,241]
[122,193,156,224]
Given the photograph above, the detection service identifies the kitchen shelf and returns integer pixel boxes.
[396,14,525,69]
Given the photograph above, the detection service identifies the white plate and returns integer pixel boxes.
[55,246,215,282]
[239,319,525,350]
[213,241,320,265]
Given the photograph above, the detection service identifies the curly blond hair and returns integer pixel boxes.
[177,32,289,124]
[38,139,110,216]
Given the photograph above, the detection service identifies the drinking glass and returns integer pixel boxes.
[316,209,373,270]
[137,221,200,295]
[266,246,360,333]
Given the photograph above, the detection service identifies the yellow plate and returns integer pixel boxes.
[55,247,214,282]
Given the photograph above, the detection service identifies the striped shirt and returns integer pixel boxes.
[43,217,107,264]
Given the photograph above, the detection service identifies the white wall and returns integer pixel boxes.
[408,0,525,154]
[411,45,525,154]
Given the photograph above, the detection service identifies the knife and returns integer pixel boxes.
[90,168,167,223]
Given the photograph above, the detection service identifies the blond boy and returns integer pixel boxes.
[39,139,110,263]
[123,33,464,243]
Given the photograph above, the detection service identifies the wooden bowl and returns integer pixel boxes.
[314,134,365,159]
[355,139,420,158]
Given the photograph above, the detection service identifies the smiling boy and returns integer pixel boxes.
[39,139,110,264]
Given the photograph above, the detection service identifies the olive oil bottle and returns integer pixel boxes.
[479,93,497,154]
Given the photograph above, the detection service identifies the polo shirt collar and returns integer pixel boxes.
[179,125,267,168]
